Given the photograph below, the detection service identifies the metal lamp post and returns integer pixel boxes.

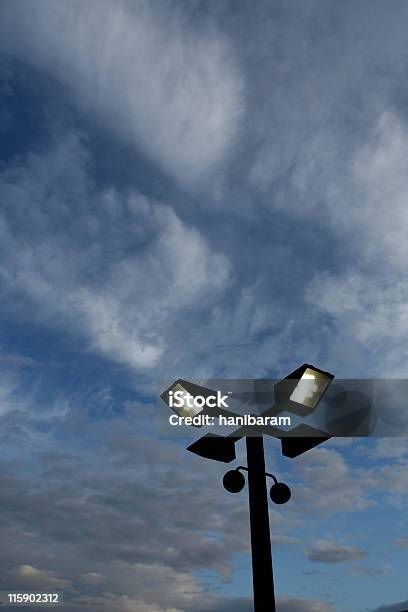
[161,364,334,612]
[246,435,277,610]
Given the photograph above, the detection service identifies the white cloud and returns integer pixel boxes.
[0,135,230,371]
[79,572,106,586]
[65,593,182,612]
[13,564,71,590]
[302,111,408,375]
[236,20,408,375]
[272,535,302,546]
[0,0,243,190]
[276,597,334,612]
[291,444,408,516]
[0,370,21,418]
[0,353,37,368]
[293,447,375,513]
[363,439,408,460]
[345,564,391,577]
[307,539,365,564]
[372,599,408,612]
[350,111,408,265]
[394,537,408,549]
[98,562,210,610]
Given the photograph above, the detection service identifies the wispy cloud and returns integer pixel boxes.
[0,135,230,372]
[0,0,243,191]
[11,564,72,590]
[307,539,365,564]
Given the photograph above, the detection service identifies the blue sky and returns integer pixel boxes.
[1,1,408,611]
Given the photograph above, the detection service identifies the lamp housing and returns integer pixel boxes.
[187,434,238,463]
[274,363,334,417]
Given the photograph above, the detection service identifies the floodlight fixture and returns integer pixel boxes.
[279,424,330,458]
[160,378,239,426]
[274,363,334,417]
[186,433,238,463]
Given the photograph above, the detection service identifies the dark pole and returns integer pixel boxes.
[246,435,276,612]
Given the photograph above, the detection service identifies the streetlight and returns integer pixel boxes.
[161,363,334,612]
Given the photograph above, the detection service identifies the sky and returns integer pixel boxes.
[1,1,408,610]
